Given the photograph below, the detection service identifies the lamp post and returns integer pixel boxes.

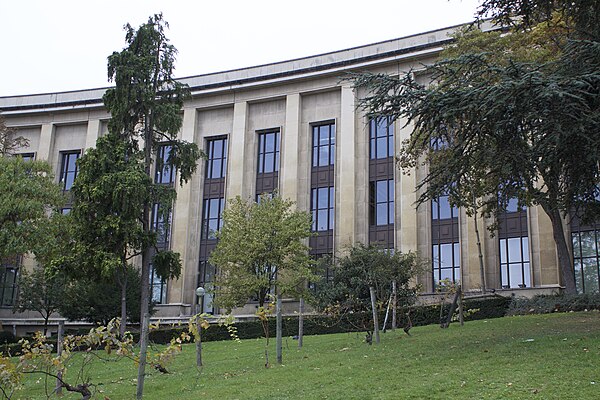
[195,287,205,367]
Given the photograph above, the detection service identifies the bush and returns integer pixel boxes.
[507,293,600,315]
[0,331,16,344]
[147,296,511,344]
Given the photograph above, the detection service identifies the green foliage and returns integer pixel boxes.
[354,2,600,293]
[0,116,29,157]
[152,250,182,281]
[12,268,65,334]
[210,194,315,310]
[312,244,421,317]
[58,268,150,325]
[0,156,63,261]
[507,292,600,315]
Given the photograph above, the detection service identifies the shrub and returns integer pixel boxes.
[507,293,600,315]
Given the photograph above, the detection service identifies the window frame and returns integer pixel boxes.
[311,122,336,168]
[59,150,81,191]
[205,137,228,180]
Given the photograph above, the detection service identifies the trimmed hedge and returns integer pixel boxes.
[507,293,600,315]
[148,295,512,344]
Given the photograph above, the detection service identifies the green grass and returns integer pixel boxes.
[16,312,600,399]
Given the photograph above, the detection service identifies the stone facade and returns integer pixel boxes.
[2,21,586,323]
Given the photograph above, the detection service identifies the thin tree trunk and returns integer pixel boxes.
[119,263,128,338]
[391,280,397,331]
[137,113,154,400]
[369,286,380,344]
[542,203,576,294]
[55,320,64,395]
[136,312,150,400]
[276,291,282,364]
[458,286,464,326]
[298,297,304,349]
[195,315,202,367]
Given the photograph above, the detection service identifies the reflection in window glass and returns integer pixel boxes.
[432,195,458,220]
[155,144,175,184]
[499,236,530,288]
[257,131,280,174]
[572,230,599,293]
[201,198,225,239]
[59,151,80,191]
[432,242,460,287]
[311,187,334,231]
[369,116,394,159]
[149,264,167,304]
[369,179,394,226]
[206,137,228,179]
[312,123,335,167]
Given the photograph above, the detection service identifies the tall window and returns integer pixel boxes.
[498,198,530,288]
[149,264,167,304]
[257,131,280,174]
[151,203,172,248]
[59,151,80,191]
[431,195,460,288]
[370,179,394,226]
[572,229,600,293]
[369,116,394,159]
[312,123,335,167]
[155,144,175,184]
[311,187,334,232]
[206,137,228,179]
[0,257,19,308]
[499,237,531,288]
[201,198,225,240]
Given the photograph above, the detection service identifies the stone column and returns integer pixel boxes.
[226,101,248,199]
[169,107,198,305]
[281,93,301,204]
[85,120,101,150]
[37,123,55,162]
[397,118,418,253]
[336,85,356,251]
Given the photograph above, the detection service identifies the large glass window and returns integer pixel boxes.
[149,264,166,304]
[59,151,80,191]
[311,187,334,231]
[432,195,458,220]
[0,257,19,308]
[370,179,394,226]
[151,203,172,248]
[155,144,175,184]
[432,243,460,286]
[499,236,531,288]
[206,137,228,179]
[369,116,394,159]
[257,131,280,174]
[201,198,225,240]
[312,123,335,167]
[572,230,599,293]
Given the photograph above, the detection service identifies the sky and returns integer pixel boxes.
[0,0,482,97]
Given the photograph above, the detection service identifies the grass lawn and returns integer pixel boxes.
[15,312,600,399]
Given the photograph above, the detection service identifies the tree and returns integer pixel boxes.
[0,116,28,157]
[13,267,65,335]
[312,244,420,344]
[58,268,149,326]
[210,194,314,364]
[0,154,64,263]
[353,1,600,294]
[70,133,153,337]
[102,14,202,399]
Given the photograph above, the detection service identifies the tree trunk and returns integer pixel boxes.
[195,315,203,367]
[276,291,282,364]
[136,312,150,400]
[56,320,64,396]
[542,203,576,294]
[119,265,128,338]
[369,286,380,344]
[298,297,304,349]
[391,280,397,331]
[137,115,153,400]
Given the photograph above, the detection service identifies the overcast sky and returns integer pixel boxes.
[0,0,481,97]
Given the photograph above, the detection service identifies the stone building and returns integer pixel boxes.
[1,22,597,324]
